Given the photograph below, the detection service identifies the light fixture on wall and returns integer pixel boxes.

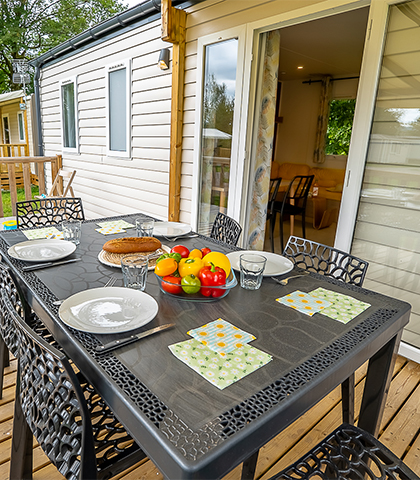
[158,48,170,70]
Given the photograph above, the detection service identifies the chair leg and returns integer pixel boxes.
[341,374,355,425]
[241,450,259,479]
[10,366,33,480]
[0,339,7,399]
[280,216,285,253]
[270,213,276,253]
[301,211,307,239]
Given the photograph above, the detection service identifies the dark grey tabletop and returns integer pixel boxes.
[0,214,411,480]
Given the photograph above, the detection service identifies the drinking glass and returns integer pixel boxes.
[121,254,148,291]
[136,218,154,237]
[62,220,82,245]
[239,254,267,290]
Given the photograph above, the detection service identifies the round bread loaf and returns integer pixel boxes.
[103,236,161,254]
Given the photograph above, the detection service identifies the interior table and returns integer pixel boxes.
[0,214,411,480]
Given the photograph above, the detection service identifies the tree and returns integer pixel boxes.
[325,99,356,155]
[0,0,127,94]
[203,73,235,136]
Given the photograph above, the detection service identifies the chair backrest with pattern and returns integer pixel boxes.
[283,236,369,286]
[16,197,85,229]
[210,212,242,246]
[0,276,97,479]
[285,175,314,204]
[268,177,282,218]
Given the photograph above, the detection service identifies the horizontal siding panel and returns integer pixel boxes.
[129,157,169,171]
[183,111,196,124]
[184,83,196,98]
[78,108,105,119]
[131,147,169,161]
[134,99,171,114]
[384,29,420,57]
[181,163,194,176]
[358,200,420,226]
[79,117,106,129]
[363,165,420,187]
[184,69,197,85]
[133,112,171,125]
[183,97,196,111]
[132,125,170,137]
[79,127,106,137]
[132,75,172,92]
[352,240,420,275]
[387,5,419,32]
[132,136,170,149]
[132,86,171,104]
[354,221,420,252]
[181,150,194,164]
[183,124,195,137]
[182,137,195,150]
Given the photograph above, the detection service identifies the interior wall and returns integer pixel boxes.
[274,77,359,170]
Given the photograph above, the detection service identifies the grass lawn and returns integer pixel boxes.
[1,186,39,217]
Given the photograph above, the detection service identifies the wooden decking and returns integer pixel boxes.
[1,355,419,479]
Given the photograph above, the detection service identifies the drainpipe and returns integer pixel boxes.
[33,65,44,156]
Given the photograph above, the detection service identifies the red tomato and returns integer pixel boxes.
[201,247,211,257]
[162,275,182,295]
[171,245,190,258]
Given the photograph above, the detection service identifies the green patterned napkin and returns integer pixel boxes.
[96,220,135,229]
[309,287,371,324]
[22,227,61,240]
[168,338,272,390]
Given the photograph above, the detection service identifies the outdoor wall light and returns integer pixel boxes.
[158,48,170,70]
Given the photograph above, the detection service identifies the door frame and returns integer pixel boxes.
[191,25,247,231]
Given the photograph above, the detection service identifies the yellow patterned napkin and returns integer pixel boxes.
[187,318,256,357]
[96,220,135,229]
[22,227,61,240]
[95,226,126,235]
[276,290,332,316]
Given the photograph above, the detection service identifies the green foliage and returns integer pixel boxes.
[325,99,356,155]
[203,73,235,136]
[1,186,39,217]
[0,0,127,94]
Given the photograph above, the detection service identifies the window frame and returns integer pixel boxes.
[59,77,79,154]
[105,58,131,159]
[17,111,25,142]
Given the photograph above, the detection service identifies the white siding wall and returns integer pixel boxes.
[40,21,173,220]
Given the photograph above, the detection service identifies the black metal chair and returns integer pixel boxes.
[269,423,419,480]
[267,177,282,253]
[270,175,314,253]
[283,236,369,287]
[0,265,147,479]
[210,211,242,246]
[16,197,85,229]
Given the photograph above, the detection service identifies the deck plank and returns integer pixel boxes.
[1,355,419,479]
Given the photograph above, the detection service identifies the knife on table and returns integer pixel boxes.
[22,258,81,272]
[95,323,175,355]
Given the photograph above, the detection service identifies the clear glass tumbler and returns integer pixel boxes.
[239,253,267,290]
[135,218,154,237]
[121,254,149,291]
[62,220,82,245]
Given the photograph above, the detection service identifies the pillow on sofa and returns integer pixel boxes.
[310,167,345,188]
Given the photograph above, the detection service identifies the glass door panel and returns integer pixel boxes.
[351,0,420,349]
[198,38,238,235]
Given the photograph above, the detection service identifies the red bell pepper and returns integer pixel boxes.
[198,262,226,297]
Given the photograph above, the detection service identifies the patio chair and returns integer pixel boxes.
[0,262,60,399]
[35,168,77,198]
[16,197,85,229]
[269,175,314,252]
[269,423,419,480]
[210,212,242,246]
[283,236,370,426]
[0,265,147,480]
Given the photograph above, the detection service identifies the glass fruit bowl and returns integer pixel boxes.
[155,271,237,302]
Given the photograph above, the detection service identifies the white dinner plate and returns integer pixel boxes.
[8,239,76,262]
[97,245,170,269]
[59,287,159,334]
[153,222,191,237]
[226,250,294,277]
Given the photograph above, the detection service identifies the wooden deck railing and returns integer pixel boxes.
[0,143,29,158]
[0,155,63,217]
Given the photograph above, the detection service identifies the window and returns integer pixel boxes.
[60,77,78,152]
[106,59,131,158]
[325,99,356,155]
[17,112,25,142]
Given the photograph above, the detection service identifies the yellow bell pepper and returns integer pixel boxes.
[178,257,204,278]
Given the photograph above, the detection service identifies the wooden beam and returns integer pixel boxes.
[162,0,187,222]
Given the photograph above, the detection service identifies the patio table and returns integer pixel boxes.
[0,214,411,480]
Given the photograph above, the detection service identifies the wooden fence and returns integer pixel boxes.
[0,155,63,216]
[0,143,28,158]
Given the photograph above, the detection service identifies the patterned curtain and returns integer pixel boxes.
[313,75,333,164]
[246,30,281,250]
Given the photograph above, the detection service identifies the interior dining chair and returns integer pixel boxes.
[268,423,419,480]
[270,175,314,253]
[16,196,85,229]
[35,168,77,198]
[267,177,282,253]
[0,265,147,480]
[283,235,369,427]
[210,211,242,246]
